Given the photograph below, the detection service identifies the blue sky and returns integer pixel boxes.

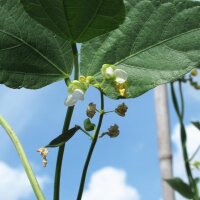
[0,67,200,200]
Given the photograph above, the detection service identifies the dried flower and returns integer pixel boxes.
[86,103,96,118]
[37,147,48,167]
[115,103,128,117]
[107,124,120,138]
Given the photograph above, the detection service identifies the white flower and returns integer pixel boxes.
[101,64,128,83]
[114,69,128,83]
[64,89,84,107]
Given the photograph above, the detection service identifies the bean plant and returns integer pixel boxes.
[0,0,200,199]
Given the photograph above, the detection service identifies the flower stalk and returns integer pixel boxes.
[76,91,105,200]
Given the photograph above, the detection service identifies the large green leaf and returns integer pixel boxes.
[20,0,125,43]
[0,0,73,89]
[81,0,200,99]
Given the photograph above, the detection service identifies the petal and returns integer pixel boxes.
[64,94,78,107]
[114,69,128,83]
[72,89,85,100]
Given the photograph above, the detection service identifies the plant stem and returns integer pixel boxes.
[54,42,79,200]
[170,82,199,199]
[0,115,45,200]
[76,91,104,200]
[54,107,74,200]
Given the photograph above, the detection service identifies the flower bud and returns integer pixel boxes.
[101,64,115,79]
[79,75,86,83]
[86,76,95,84]
[107,124,120,138]
[191,69,198,76]
[37,148,48,167]
[115,103,128,117]
[86,103,96,118]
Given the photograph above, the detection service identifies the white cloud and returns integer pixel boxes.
[82,167,140,200]
[172,124,200,200]
[0,161,49,200]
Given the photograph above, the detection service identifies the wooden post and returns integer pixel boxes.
[154,84,174,200]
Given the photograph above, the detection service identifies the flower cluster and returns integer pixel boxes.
[65,80,88,107]
[64,64,128,107]
[188,68,200,90]
[101,64,128,84]
[101,64,128,97]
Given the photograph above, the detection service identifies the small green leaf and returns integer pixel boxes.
[20,0,125,42]
[45,126,80,148]
[0,0,73,89]
[192,121,200,130]
[84,118,95,131]
[81,0,200,99]
[166,178,194,199]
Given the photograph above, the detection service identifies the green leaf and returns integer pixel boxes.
[20,0,125,43]
[81,0,200,99]
[0,0,73,89]
[192,121,200,130]
[45,125,80,148]
[166,178,194,199]
[84,118,95,131]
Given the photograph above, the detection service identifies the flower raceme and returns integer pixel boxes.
[101,64,128,97]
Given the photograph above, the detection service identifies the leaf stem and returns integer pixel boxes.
[170,82,199,199]
[76,91,104,200]
[0,115,45,200]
